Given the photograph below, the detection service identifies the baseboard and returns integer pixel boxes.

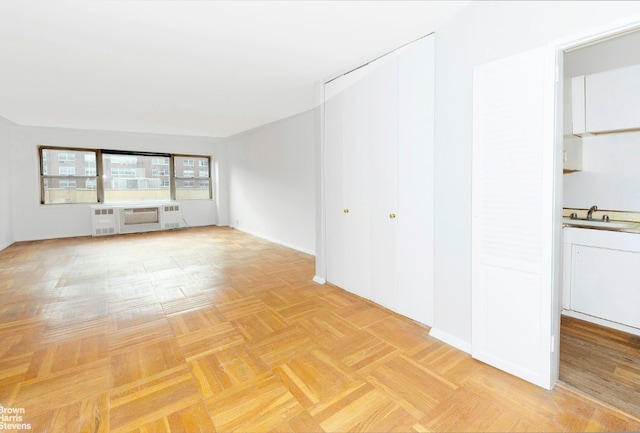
[0,240,13,252]
[232,226,316,256]
[562,310,640,337]
[312,275,326,284]
[429,327,472,354]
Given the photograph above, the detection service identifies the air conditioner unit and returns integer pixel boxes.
[91,202,185,236]
[91,207,117,236]
[118,206,161,234]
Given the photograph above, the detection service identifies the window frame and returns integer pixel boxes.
[39,146,100,205]
[39,146,213,204]
[173,153,213,200]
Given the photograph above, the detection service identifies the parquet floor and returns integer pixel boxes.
[1,226,639,432]
[560,315,640,419]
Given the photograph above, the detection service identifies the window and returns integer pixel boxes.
[174,155,212,199]
[110,167,137,177]
[58,152,76,162]
[152,168,169,176]
[103,153,170,202]
[58,166,76,175]
[40,147,98,204]
[40,147,213,204]
[59,179,77,188]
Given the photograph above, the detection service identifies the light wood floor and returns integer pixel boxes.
[560,315,640,419]
[1,226,640,432]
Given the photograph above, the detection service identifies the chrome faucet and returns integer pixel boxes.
[587,205,598,220]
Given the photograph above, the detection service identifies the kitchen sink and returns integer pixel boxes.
[562,217,634,230]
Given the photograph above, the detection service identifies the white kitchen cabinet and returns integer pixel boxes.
[563,227,640,331]
[572,63,640,135]
[323,35,434,326]
[571,76,586,136]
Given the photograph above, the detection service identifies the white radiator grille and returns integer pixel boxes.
[91,202,185,236]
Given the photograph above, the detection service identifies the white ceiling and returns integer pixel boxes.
[0,1,468,138]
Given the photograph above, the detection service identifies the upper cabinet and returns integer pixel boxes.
[572,63,640,136]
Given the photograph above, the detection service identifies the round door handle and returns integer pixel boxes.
[389,213,396,219]
[343,209,350,213]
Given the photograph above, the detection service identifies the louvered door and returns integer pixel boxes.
[472,46,556,389]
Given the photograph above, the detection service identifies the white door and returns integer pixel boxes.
[343,76,372,299]
[324,67,372,299]
[324,80,348,290]
[369,57,399,310]
[472,46,556,389]
[396,35,435,326]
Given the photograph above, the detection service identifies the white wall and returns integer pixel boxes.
[433,1,640,346]
[564,132,640,211]
[0,116,14,250]
[11,125,226,242]
[227,110,315,255]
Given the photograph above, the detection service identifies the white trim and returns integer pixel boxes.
[232,226,315,256]
[312,275,326,285]
[554,14,640,53]
[562,310,640,338]
[315,79,327,283]
[429,328,472,354]
[0,241,13,252]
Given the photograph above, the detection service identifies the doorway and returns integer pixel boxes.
[558,27,640,418]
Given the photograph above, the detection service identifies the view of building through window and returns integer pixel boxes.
[102,153,170,202]
[174,155,211,200]
[41,148,98,204]
[40,147,213,204]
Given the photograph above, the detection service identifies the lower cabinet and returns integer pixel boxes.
[563,227,640,330]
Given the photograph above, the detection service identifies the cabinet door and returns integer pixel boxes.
[396,35,435,326]
[369,57,399,310]
[586,63,640,133]
[572,245,640,328]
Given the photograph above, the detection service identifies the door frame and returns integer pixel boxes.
[551,16,640,385]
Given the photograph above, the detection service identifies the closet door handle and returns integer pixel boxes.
[343,209,350,213]
[389,213,396,219]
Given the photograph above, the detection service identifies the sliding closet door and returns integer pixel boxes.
[472,46,556,389]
